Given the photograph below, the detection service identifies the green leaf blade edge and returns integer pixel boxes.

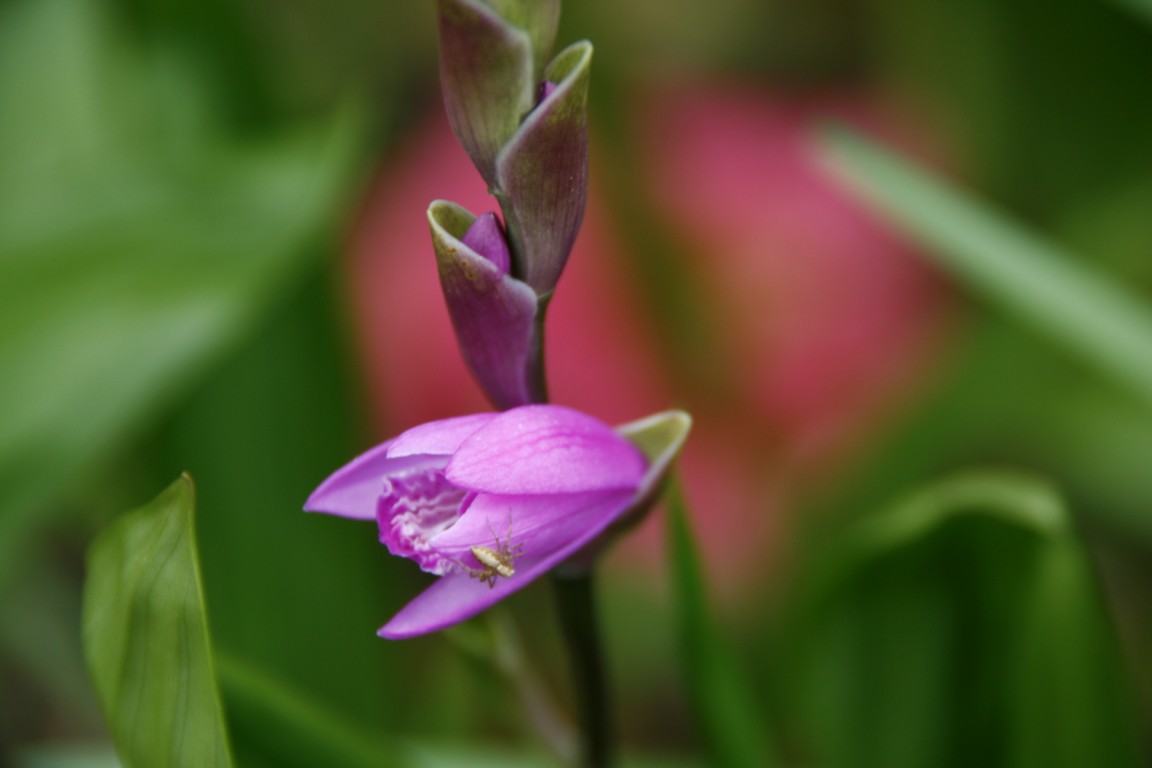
[818,127,1152,409]
[667,480,777,768]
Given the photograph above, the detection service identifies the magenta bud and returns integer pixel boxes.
[427,200,545,409]
[461,212,511,275]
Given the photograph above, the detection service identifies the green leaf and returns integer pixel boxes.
[818,128,1152,409]
[667,481,775,768]
[0,0,362,588]
[782,472,1140,768]
[82,475,234,768]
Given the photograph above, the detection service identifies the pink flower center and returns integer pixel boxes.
[377,467,471,574]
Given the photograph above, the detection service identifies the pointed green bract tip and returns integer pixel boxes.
[618,410,693,468]
[483,0,560,74]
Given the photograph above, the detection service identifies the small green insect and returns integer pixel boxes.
[461,519,524,588]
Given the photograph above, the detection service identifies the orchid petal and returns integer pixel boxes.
[555,410,693,571]
[461,211,511,275]
[304,443,440,520]
[388,412,498,458]
[429,201,543,409]
[379,490,630,639]
[428,489,627,552]
[447,404,646,494]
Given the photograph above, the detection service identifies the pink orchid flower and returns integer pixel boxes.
[305,405,688,638]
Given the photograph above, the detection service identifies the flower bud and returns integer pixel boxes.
[427,200,544,409]
[436,0,589,296]
[496,41,591,294]
[461,211,511,275]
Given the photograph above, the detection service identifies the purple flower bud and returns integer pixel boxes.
[304,406,691,638]
[460,211,511,275]
[428,200,544,409]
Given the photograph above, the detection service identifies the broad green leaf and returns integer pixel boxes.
[818,129,1152,409]
[82,475,233,768]
[780,472,1139,768]
[667,481,775,768]
[0,0,362,587]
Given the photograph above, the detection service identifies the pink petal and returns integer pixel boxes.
[305,441,437,520]
[379,490,631,639]
[446,405,646,494]
[427,490,623,553]
[387,413,498,458]
[460,211,511,275]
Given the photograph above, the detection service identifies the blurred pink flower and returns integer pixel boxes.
[637,85,943,464]
[345,82,946,600]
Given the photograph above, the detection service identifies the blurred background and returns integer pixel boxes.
[3,0,1152,764]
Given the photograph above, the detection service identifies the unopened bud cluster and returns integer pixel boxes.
[428,0,591,409]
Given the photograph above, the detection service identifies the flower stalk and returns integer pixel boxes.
[308,0,692,764]
[553,571,613,768]
[430,0,591,409]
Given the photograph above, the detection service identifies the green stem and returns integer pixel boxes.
[448,610,578,765]
[552,570,613,768]
[528,295,552,404]
[489,610,578,764]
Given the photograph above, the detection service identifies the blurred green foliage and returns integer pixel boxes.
[3,0,1152,764]
[777,473,1138,767]
[0,0,360,587]
[667,482,775,768]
